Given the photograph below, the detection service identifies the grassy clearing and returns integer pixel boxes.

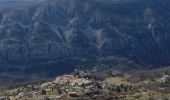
[105,77,131,85]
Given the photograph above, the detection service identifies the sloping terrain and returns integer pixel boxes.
[0,0,170,84]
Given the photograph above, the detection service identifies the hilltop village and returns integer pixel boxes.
[0,69,170,100]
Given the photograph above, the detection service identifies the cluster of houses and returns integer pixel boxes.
[2,70,113,100]
[53,74,92,86]
[2,70,162,100]
[1,70,170,100]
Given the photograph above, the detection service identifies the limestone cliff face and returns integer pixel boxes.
[0,0,170,77]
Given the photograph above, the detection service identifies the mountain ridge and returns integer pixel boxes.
[0,0,170,84]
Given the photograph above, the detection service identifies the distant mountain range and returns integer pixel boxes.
[0,0,170,85]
